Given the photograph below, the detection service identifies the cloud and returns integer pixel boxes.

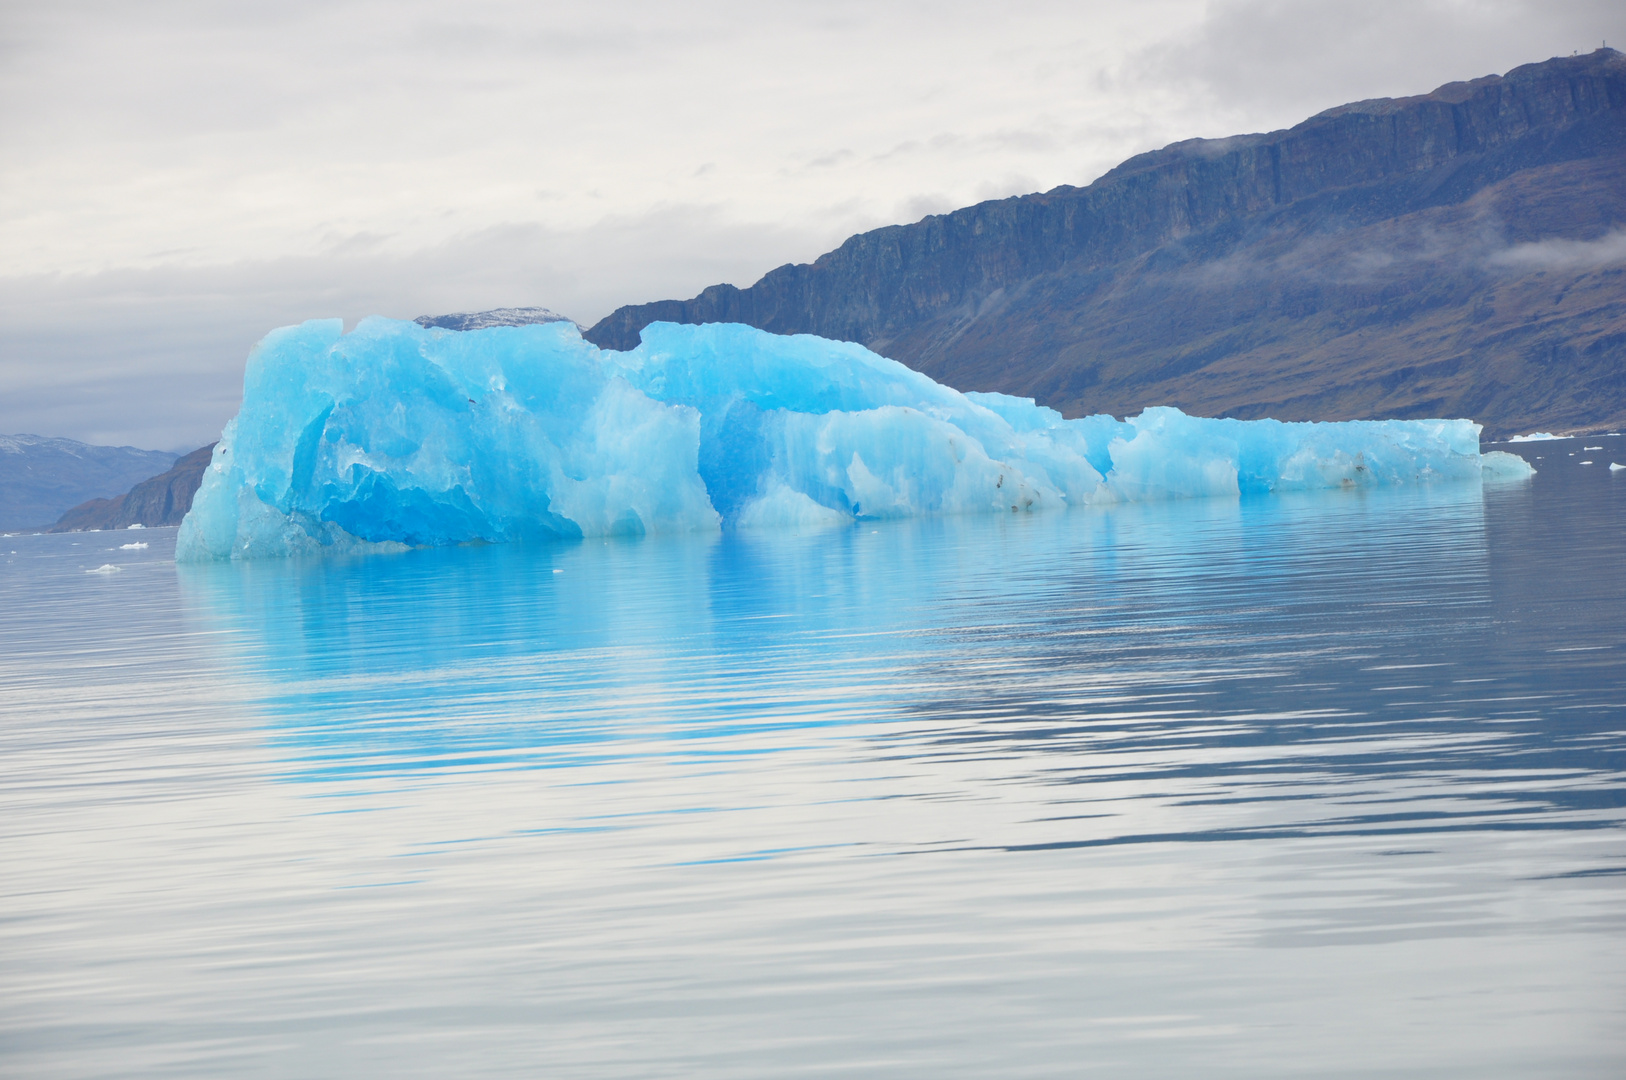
[897,194,958,222]
[0,206,830,449]
[1120,0,1626,131]
[5,0,1622,448]
[1486,230,1626,272]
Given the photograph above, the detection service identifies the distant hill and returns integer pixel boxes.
[416,307,580,332]
[586,49,1626,439]
[50,444,216,532]
[0,435,177,532]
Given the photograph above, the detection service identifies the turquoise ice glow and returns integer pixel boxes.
[176,318,1530,560]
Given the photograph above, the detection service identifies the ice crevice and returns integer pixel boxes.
[176,318,1534,561]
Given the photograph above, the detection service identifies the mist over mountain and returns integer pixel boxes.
[0,436,177,531]
[587,50,1626,438]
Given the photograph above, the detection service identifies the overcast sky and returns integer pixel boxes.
[2,0,1622,450]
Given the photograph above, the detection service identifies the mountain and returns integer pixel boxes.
[49,444,216,532]
[585,50,1626,439]
[416,307,580,332]
[0,435,178,532]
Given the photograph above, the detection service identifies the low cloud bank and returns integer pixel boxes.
[0,208,829,450]
[1487,230,1626,272]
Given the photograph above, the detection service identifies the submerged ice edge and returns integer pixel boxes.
[177,318,1533,561]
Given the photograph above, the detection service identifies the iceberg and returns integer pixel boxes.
[177,318,1528,561]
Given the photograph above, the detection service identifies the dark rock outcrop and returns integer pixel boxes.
[50,444,216,532]
[0,435,177,532]
[585,49,1626,438]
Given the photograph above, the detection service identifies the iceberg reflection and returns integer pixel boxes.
[177,483,1525,782]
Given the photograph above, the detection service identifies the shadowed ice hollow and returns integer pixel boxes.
[176,318,1531,560]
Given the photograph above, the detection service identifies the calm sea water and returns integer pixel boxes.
[3,436,1624,1078]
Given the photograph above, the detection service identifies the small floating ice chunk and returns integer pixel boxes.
[1480,451,1536,481]
[119,541,148,550]
[86,563,122,574]
[1584,446,1603,451]
[1610,462,1625,471]
[1507,432,1562,442]
[126,523,144,530]
[1579,460,1594,465]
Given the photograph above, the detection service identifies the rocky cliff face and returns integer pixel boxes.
[50,444,216,532]
[586,50,1626,437]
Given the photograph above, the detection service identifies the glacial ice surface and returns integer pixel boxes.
[177,318,1528,561]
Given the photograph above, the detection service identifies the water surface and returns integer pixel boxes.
[3,437,1624,1077]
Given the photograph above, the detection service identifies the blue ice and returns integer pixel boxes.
[177,318,1531,560]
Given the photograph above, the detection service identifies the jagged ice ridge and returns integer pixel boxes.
[176,319,1533,561]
